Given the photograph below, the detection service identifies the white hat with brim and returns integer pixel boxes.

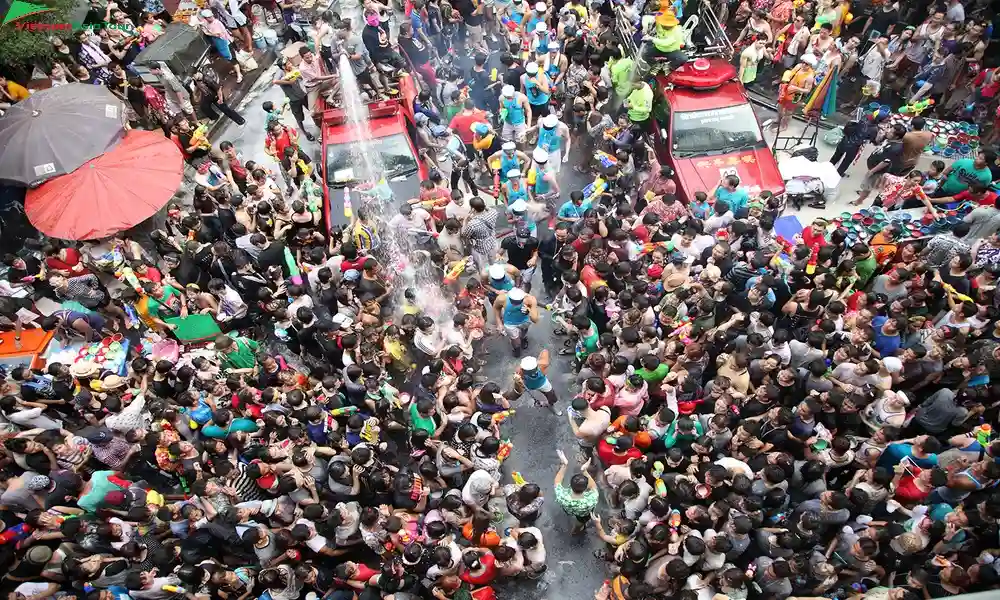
[535,2,546,10]
[508,288,526,302]
[521,356,538,370]
[200,9,213,16]
[502,141,516,151]
[489,264,505,280]
[542,114,558,128]
[509,199,527,212]
[532,148,549,162]
[502,85,515,97]
[507,169,522,178]
[525,62,539,74]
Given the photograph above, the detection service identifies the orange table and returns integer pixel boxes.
[0,329,55,370]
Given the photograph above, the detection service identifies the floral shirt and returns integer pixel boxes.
[554,484,598,517]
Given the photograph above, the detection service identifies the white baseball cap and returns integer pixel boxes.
[542,114,558,128]
[502,84,515,97]
[535,2,546,10]
[502,141,516,151]
[509,199,527,213]
[535,22,548,33]
[882,356,903,374]
[532,148,549,163]
[525,61,539,74]
[200,9,213,16]
[520,356,538,370]
[507,168,522,178]
[549,41,561,50]
[509,288,527,301]
[489,264,505,280]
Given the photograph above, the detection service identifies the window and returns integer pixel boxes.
[671,104,764,157]
[325,133,419,186]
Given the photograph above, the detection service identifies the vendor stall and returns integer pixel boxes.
[0,329,54,371]
[43,334,130,377]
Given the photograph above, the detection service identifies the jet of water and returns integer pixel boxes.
[336,55,458,342]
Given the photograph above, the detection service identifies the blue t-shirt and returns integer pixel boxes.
[876,442,938,470]
[715,186,750,215]
[871,316,902,358]
[558,200,589,220]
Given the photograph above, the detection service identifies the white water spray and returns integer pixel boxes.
[336,56,457,337]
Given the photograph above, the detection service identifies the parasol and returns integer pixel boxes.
[0,83,126,186]
[25,130,183,240]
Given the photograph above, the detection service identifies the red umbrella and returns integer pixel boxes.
[25,130,183,240]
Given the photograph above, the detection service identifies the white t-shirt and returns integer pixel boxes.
[446,200,472,220]
[519,526,546,565]
[390,208,432,232]
[295,518,331,552]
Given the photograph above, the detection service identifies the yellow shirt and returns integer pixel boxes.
[5,81,30,101]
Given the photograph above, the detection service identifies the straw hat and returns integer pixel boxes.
[656,11,679,27]
[664,273,687,292]
[70,361,100,379]
[101,374,127,391]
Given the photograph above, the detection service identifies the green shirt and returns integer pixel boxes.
[636,363,669,384]
[554,484,598,517]
[626,83,653,122]
[78,470,122,512]
[576,322,600,359]
[147,285,182,319]
[854,253,877,287]
[610,57,635,97]
[941,158,992,195]
[220,336,259,370]
[409,402,437,435]
[651,23,684,53]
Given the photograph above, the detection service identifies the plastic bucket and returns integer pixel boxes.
[943,148,956,158]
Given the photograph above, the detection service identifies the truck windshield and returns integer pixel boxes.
[671,104,763,157]
[325,133,419,186]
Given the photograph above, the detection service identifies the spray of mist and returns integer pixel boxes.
[337,56,457,338]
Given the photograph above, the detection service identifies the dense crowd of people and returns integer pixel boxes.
[5,0,1000,599]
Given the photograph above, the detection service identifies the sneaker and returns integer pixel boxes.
[236,74,244,84]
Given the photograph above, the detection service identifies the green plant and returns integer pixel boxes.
[0,0,78,75]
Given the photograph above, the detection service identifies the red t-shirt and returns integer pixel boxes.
[449,110,489,144]
[893,469,930,505]
[954,189,999,206]
[460,553,498,585]
[596,439,643,466]
[341,258,366,273]
[801,227,828,253]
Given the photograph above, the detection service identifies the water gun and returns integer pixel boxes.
[652,461,667,497]
[639,241,674,255]
[115,266,143,293]
[899,98,934,115]
[330,406,360,417]
[360,417,380,443]
[511,471,526,486]
[582,177,607,204]
[976,424,993,446]
[444,257,470,284]
[410,474,424,501]
[497,439,513,462]
[595,151,618,168]
[942,282,974,303]
[0,523,32,546]
[190,123,211,149]
[492,409,516,424]
[500,15,518,32]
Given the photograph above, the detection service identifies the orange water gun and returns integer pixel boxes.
[492,409,516,424]
[497,439,513,462]
[444,257,470,284]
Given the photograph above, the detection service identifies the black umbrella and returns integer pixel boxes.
[0,83,127,186]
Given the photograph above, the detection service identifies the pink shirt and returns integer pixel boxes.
[614,384,648,417]
[202,19,232,42]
